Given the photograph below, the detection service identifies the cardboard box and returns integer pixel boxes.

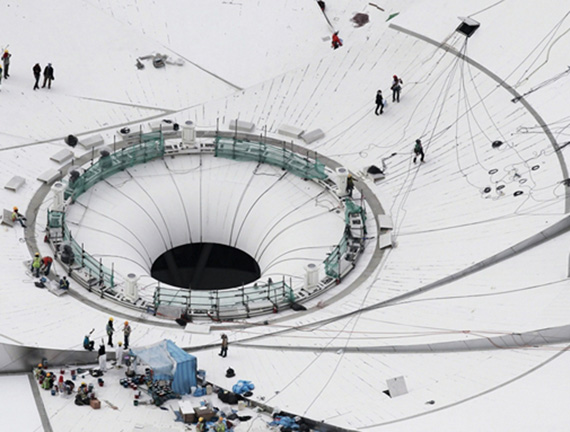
[193,406,215,421]
[90,399,101,409]
[179,401,196,423]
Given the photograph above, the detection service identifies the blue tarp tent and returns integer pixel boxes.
[130,339,197,395]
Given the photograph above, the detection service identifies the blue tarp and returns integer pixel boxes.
[232,380,255,394]
[269,416,299,429]
[131,339,197,394]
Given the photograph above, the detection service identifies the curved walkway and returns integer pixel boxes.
[23,130,386,329]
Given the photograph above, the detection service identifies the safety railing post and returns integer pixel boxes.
[99,258,104,288]
[216,290,220,321]
[185,291,191,317]
[233,120,237,160]
[87,268,92,292]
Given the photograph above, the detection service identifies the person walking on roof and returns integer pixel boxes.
[123,321,131,349]
[11,206,26,227]
[33,63,41,90]
[391,75,403,103]
[106,317,114,347]
[413,139,425,163]
[375,90,384,115]
[31,252,42,277]
[219,334,228,357]
[2,50,11,79]
[42,63,54,89]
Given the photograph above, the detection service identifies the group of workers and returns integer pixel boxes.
[104,317,132,348]
[82,318,132,374]
[29,250,70,289]
[34,363,75,397]
[31,252,54,277]
[374,75,404,116]
[83,318,132,367]
[196,416,230,432]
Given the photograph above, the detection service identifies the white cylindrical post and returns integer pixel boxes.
[51,182,66,212]
[335,167,348,196]
[181,120,196,147]
[125,273,139,302]
[304,263,319,290]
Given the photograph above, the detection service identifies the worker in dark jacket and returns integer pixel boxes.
[413,139,425,163]
[375,90,384,115]
[219,334,228,357]
[42,63,54,89]
[106,317,114,347]
[391,75,403,102]
[33,63,41,90]
[2,50,11,79]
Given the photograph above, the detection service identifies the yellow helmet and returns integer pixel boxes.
[109,317,114,321]
[35,252,40,257]
[199,417,204,422]
[13,206,18,211]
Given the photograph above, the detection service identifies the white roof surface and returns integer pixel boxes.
[1,0,569,431]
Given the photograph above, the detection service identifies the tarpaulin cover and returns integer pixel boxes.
[130,339,197,394]
[232,380,255,394]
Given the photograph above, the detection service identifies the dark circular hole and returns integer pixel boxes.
[483,186,492,194]
[514,190,524,196]
[488,168,498,175]
[531,165,540,171]
[151,243,260,290]
[491,140,503,149]
[496,184,505,190]
[519,178,527,184]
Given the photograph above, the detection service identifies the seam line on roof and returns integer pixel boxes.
[27,372,54,432]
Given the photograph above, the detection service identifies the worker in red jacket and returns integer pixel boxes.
[41,256,53,276]
[332,32,342,49]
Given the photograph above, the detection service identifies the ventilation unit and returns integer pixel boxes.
[456,17,480,38]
